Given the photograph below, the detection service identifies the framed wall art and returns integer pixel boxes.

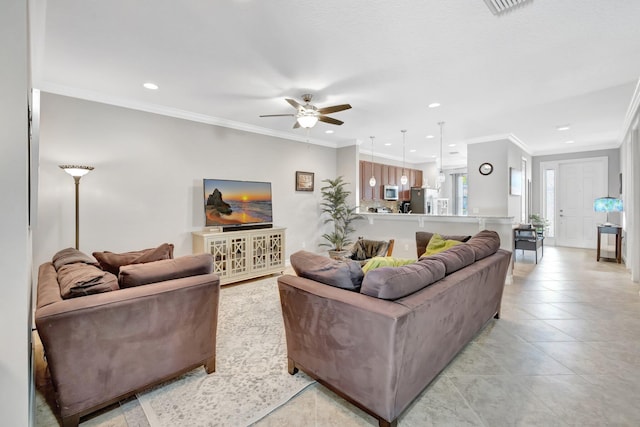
[295,171,314,192]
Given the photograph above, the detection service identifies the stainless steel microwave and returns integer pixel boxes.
[383,185,399,200]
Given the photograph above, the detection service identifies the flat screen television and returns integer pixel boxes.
[203,179,273,229]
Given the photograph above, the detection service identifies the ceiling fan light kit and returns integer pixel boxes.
[260,93,351,129]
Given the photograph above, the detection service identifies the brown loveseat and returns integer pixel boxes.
[278,230,511,427]
[35,249,220,427]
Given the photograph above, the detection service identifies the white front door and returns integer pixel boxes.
[556,158,607,248]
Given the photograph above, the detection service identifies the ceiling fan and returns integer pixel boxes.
[260,94,351,129]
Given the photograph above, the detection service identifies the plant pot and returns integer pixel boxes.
[328,250,350,260]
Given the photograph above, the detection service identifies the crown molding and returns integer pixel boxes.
[37,83,338,149]
[620,77,640,140]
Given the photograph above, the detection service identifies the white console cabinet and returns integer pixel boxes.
[192,227,285,285]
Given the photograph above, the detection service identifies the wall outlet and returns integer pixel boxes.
[472,207,479,214]
[404,244,409,251]
[301,241,306,248]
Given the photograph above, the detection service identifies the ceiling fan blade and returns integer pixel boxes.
[286,98,302,110]
[318,115,344,126]
[259,114,295,117]
[293,121,301,129]
[317,104,352,115]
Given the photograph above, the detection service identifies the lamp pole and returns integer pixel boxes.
[60,165,94,250]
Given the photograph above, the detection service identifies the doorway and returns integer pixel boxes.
[540,157,607,248]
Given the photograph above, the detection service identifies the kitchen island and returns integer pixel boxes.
[353,213,515,282]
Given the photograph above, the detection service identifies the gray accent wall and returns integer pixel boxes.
[35,93,339,267]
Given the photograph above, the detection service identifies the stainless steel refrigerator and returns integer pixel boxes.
[410,187,425,214]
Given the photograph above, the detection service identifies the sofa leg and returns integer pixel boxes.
[494,311,500,319]
[61,414,80,427]
[205,356,216,374]
[379,418,397,427]
[288,358,298,375]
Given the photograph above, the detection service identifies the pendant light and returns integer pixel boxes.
[369,136,376,187]
[400,130,408,186]
[438,121,446,184]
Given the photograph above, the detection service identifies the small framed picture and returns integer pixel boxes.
[295,171,314,192]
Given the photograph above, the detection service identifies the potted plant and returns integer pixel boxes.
[319,176,363,258]
[529,213,550,235]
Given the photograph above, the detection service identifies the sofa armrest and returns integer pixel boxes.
[35,272,220,419]
[277,275,411,422]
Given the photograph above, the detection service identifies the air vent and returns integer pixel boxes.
[483,0,532,15]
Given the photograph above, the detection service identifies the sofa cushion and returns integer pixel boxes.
[361,257,415,274]
[360,258,446,300]
[421,243,476,275]
[290,250,363,292]
[57,263,119,299]
[415,231,471,258]
[52,247,98,271]
[93,243,174,275]
[118,253,214,288]
[422,233,463,256]
[466,230,501,261]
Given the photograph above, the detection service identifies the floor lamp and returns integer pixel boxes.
[59,165,94,249]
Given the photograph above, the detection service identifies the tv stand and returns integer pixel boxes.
[192,227,285,285]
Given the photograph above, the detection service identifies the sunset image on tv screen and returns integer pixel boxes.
[203,179,273,226]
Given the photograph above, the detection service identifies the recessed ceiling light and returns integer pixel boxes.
[409,149,417,153]
[448,143,456,147]
[325,130,334,134]
[428,103,441,108]
[565,140,575,144]
[431,155,437,158]
[384,143,392,146]
[426,135,434,139]
[556,124,570,131]
[143,82,159,90]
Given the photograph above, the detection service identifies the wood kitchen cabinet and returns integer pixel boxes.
[359,161,423,201]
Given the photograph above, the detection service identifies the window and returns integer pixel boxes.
[544,169,555,237]
[452,173,467,215]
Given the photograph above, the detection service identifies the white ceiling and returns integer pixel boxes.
[31,0,640,167]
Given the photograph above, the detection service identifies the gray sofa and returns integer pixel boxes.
[278,230,511,427]
[35,250,220,427]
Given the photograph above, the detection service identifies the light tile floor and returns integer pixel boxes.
[257,247,640,426]
[35,246,640,426]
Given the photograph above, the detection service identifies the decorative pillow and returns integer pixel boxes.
[415,232,471,258]
[360,258,446,300]
[290,250,364,292]
[466,230,501,261]
[361,257,415,274]
[52,247,98,271]
[420,243,475,275]
[57,263,119,299]
[93,243,174,275]
[118,254,214,288]
[422,233,463,256]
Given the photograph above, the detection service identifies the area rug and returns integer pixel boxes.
[135,276,315,427]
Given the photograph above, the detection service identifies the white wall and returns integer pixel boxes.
[467,140,509,216]
[35,93,339,267]
[0,0,31,424]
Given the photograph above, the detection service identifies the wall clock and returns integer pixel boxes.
[479,162,493,176]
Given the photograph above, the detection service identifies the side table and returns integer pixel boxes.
[596,225,622,263]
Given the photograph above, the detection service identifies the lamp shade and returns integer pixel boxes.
[593,197,623,212]
[59,165,94,177]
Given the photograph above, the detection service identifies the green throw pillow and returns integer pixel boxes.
[422,233,462,256]
[362,256,415,274]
